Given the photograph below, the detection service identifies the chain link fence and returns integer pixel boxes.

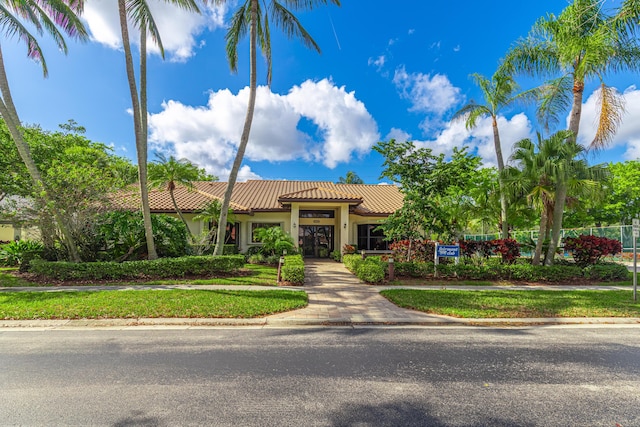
[464,225,639,253]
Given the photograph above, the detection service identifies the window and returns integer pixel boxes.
[251,222,281,243]
[357,224,388,251]
[208,222,239,245]
[299,210,335,218]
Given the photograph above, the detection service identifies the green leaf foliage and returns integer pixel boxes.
[28,255,245,281]
[281,255,304,284]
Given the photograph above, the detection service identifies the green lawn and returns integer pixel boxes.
[0,264,279,287]
[387,276,632,287]
[381,289,640,318]
[0,289,307,320]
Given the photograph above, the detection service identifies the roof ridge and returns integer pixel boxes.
[315,186,363,200]
[194,188,251,212]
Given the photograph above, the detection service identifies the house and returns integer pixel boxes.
[116,180,404,257]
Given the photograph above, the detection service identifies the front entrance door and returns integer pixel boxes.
[299,225,334,258]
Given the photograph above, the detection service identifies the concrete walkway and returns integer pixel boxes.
[1,259,639,328]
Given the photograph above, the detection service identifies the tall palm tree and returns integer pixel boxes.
[117,0,199,259]
[452,70,540,239]
[0,0,87,262]
[211,0,341,256]
[503,0,640,264]
[338,171,364,184]
[148,153,208,236]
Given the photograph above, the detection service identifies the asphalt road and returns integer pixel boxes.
[1,326,639,426]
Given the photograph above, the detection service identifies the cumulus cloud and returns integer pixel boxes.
[83,0,227,61]
[576,85,640,160]
[148,79,379,179]
[387,113,534,167]
[392,66,462,116]
[368,55,386,70]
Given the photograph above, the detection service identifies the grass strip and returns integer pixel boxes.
[381,289,640,318]
[0,289,307,320]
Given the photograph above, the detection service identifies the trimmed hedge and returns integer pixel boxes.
[356,262,385,284]
[281,255,304,285]
[392,260,628,282]
[29,255,246,281]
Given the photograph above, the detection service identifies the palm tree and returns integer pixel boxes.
[452,70,540,239]
[211,0,341,256]
[0,1,87,262]
[503,0,640,264]
[338,171,364,184]
[117,0,200,259]
[148,153,210,236]
[193,199,236,245]
[504,130,607,265]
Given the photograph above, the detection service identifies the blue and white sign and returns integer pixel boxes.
[436,244,460,257]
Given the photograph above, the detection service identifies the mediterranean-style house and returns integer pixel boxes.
[117,180,404,257]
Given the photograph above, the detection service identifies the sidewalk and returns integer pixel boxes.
[1,259,639,329]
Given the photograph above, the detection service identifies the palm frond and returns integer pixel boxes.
[591,83,625,150]
[225,2,250,72]
[271,1,320,52]
[125,0,164,57]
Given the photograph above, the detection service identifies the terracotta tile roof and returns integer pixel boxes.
[278,187,363,204]
[114,180,403,216]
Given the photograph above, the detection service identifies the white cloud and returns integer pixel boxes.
[148,79,380,179]
[368,55,386,70]
[393,113,534,166]
[385,127,411,142]
[392,66,462,116]
[576,85,640,160]
[83,0,227,61]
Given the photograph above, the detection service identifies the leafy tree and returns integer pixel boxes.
[503,0,640,264]
[373,139,482,242]
[338,171,364,184]
[116,0,200,260]
[148,153,216,236]
[212,0,341,255]
[0,121,139,260]
[599,161,640,225]
[0,1,88,261]
[452,70,539,239]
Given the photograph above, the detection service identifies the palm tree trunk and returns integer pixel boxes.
[0,51,81,262]
[544,80,584,265]
[169,189,192,237]
[492,116,508,239]
[213,0,258,256]
[118,0,158,260]
[532,206,548,266]
[544,182,567,265]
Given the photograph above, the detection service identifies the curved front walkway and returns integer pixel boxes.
[267,259,454,325]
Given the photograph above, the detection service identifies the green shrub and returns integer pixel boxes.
[330,250,342,262]
[343,254,362,273]
[395,261,435,278]
[247,254,266,264]
[356,262,385,284]
[281,255,304,285]
[0,240,44,272]
[583,262,629,281]
[252,227,295,256]
[29,255,245,281]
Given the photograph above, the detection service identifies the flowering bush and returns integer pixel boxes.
[342,244,356,254]
[389,240,435,262]
[564,235,622,266]
[459,239,520,264]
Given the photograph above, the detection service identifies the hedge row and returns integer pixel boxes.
[281,255,304,285]
[394,261,628,282]
[343,254,387,284]
[29,255,246,281]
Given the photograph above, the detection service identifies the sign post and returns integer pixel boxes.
[434,243,460,278]
[633,219,639,302]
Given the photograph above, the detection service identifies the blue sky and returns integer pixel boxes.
[5,0,640,183]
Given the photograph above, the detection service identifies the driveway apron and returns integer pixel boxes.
[268,259,449,325]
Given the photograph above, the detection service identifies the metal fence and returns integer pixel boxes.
[464,225,639,252]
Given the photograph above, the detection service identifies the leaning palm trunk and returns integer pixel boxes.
[168,187,192,237]
[118,0,158,260]
[492,117,508,239]
[214,0,258,256]
[0,49,81,262]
